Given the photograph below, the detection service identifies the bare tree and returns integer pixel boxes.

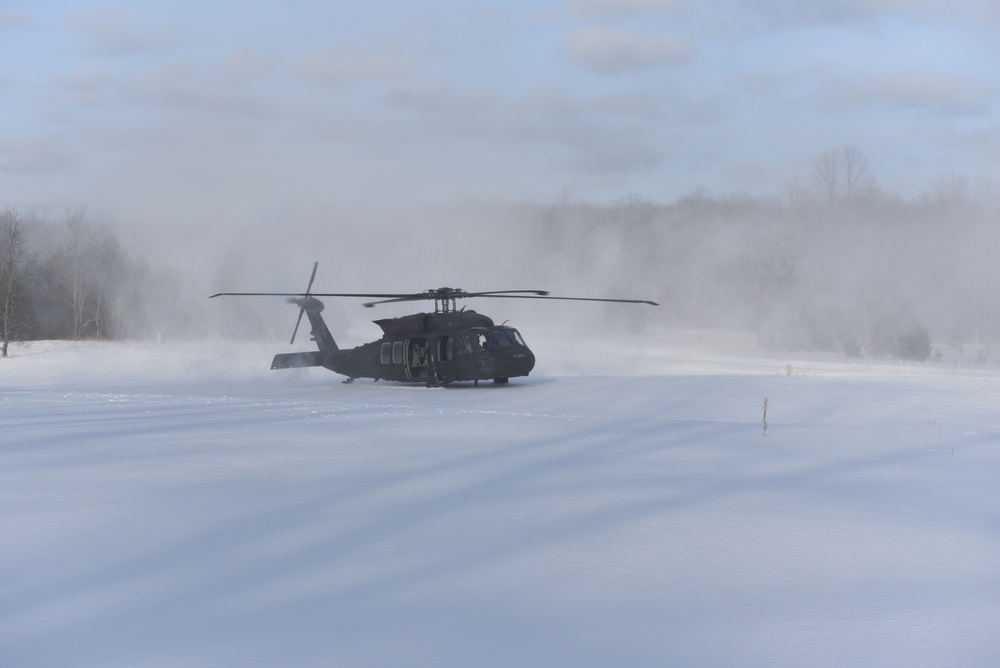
[0,207,34,357]
[813,148,843,205]
[783,175,811,209]
[841,145,876,202]
[812,145,876,205]
[88,225,131,339]
[921,172,968,209]
[60,206,98,340]
[48,207,137,340]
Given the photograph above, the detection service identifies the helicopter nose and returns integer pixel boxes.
[493,347,535,378]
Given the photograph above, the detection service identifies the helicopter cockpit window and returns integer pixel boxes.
[508,329,526,346]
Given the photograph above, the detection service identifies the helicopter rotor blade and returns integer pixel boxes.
[461,290,550,298]
[359,289,552,308]
[210,283,658,308]
[471,294,659,306]
[209,291,419,299]
[361,296,425,308]
[290,307,306,345]
[304,261,318,294]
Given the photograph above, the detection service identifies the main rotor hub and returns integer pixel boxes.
[426,287,468,312]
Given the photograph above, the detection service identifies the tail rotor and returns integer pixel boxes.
[290,261,318,344]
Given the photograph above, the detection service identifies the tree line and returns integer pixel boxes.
[0,206,147,357]
[3,146,997,362]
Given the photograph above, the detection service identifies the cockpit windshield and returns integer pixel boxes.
[487,328,526,348]
[462,328,527,350]
[491,331,512,347]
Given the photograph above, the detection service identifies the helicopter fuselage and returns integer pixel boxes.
[271,304,535,386]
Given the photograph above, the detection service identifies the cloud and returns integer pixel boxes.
[127,62,271,117]
[70,9,176,56]
[728,0,1000,26]
[739,0,922,23]
[821,71,995,112]
[56,62,113,106]
[568,132,664,172]
[0,11,35,30]
[216,49,278,84]
[61,62,109,91]
[564,26,692,73]
[0,135,71,175]
[569,0,693,15]
[297,47,412,85]
[382,80,496,114]
[53,51,278,116]
[515,88,665,122]
[497,110,665,175]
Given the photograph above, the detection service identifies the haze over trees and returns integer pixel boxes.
[1,207,33,357]
[0,207,147,350]
[520,146,997,361]
[2,147,997,362]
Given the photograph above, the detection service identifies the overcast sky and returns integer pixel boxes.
[2,1,998,229]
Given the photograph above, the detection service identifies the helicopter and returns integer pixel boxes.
[210,263,658,387]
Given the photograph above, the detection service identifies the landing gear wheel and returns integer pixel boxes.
[493,377,509,385]
[426,372,450,388]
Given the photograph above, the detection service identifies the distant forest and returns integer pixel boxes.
[3,147,998,361]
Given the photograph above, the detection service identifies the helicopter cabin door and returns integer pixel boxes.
[438,335,451,363]
[404,337,430,380]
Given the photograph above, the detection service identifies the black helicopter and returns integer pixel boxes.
[210,263,658,387]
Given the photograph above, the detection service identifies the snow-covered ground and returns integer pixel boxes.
[2,336,999,667]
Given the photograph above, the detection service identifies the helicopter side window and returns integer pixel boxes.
[380,342,391,364]
[456,334,475,354]
[392,341,403,364]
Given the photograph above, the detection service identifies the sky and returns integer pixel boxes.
[1,1,998,234]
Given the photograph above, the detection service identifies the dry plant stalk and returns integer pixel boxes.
[762,397,769,437]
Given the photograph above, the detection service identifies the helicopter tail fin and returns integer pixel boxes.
[290,296,339,353]
[284,263,339,354]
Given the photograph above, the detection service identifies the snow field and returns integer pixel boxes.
[2,340,998,667]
